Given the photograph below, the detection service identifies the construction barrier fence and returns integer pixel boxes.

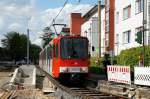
[134,67,150,86]
[107,65,131,84]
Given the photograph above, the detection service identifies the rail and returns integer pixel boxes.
[36,65,128,99]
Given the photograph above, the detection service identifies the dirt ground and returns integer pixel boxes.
[0,70,57,99]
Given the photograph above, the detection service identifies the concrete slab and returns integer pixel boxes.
[42,77,55,93]
[9,65,36,89]
[19,65,36,89]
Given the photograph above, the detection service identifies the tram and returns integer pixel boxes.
[39,35,90,81]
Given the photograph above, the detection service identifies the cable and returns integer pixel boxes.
[49,0,69,29]
[54,0,68,22]
[52,19,58,35]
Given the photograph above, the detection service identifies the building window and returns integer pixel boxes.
[84,31,87,37]
[116,34,119,44]
[135,26,143,43]
[135,0,143,14]
[105,12,109,32]
[105,33,109,47]
[123,5,131,20]
[55,44,59,58]
[123,30,131,44]
[116,12,119,24]
[135,26,143,37]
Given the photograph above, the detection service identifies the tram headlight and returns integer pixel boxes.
[60,67,68,72]
[80,67,88,72]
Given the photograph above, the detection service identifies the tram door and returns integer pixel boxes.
[47,46,53,75]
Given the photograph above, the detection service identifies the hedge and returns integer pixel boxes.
[89,46,150,73]
[117,46,150,68]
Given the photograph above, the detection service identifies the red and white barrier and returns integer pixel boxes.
[107,66,131,84]
[134,67,150,86]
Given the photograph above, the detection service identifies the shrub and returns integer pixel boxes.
[90,56,110,74]
[117,46,150,68]
[90,57,104,67]
[89,66,105,74]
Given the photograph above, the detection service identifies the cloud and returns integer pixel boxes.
[0,1,93,47]
[40,4,92,32]
[8,23,22,31]
[0,17,4,30]
[32,38,43,48]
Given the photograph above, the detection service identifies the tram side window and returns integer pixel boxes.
[55,44,59,58]
[47,46,52,59]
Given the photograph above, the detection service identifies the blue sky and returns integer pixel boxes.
[37,0,101,10]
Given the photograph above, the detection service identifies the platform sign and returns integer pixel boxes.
[134,67,150,86]
[107,65,131,84]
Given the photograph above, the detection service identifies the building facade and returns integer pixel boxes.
[70,13,84,35]
[81,5,105,57]
[70,0,150,57]
[114,0,150,55]
[105,0,115,56]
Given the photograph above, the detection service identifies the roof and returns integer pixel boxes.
[82,5,105,21]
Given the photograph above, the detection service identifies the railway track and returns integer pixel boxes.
[36,65,129,99]
[0,91,14,99]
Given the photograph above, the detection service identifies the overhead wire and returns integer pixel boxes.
[48,0,95,33]
[49,0,69,31]
[53,0,69,22]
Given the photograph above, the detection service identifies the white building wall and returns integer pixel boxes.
[114,0,148,55]
[101,8,105,56]
[81,8,105,57]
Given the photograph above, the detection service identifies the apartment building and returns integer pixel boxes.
[81,5,105,57]
[114,0,150,55]
[75,0,150,57]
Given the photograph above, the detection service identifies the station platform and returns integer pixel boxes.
[9,65,36,89]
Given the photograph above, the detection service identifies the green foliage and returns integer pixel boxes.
[90,57,104,67]
[42,27,55,48]
[89,57,106,74]
[0,47,9,61]
[117,46,150,68]
[1,31,41,64]
[1,31,28,61]
[89,66,105,74]
[30,44,41,64]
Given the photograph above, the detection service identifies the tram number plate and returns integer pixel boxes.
[69,68,80,72]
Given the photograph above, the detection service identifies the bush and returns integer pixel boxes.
[90,57,103,67]
[89,66,105,74]
[90,56,110,74]
[117,46,150,68]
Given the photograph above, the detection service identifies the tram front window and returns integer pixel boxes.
[60,38,88,59]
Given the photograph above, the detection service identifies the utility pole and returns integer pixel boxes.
[27,28,29,65]
[27,17,31,65]
[142,0,147,66]
[98,0,101,57]
[149,1,150,45]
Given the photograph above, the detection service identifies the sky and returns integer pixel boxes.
[0,0,104,47]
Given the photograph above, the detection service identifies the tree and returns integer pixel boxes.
[1,31,41,64]
[41,27,55,48]
[0,47,9,61]
[30,44,41,64]
[1,31,28,61]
